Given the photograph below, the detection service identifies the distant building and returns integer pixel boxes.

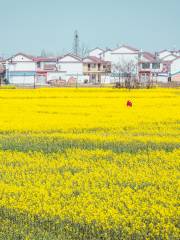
[6,53,36,85]
[83,56,111,84]
[100,45,140,83]
[57,53,85,83]
[89,48,104,58]
[170,57,180,82]
[34,57,63,84]
[103,45,139,64]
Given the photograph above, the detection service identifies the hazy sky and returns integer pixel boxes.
[0,0,180,57]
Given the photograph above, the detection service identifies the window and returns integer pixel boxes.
[152,63,160,69]
[142,63,150,69]
[37,62,41,68]
[98,64,101,71]
[88,64,91,71]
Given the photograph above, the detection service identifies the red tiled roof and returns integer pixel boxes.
[83,56,110,64]
[34,57,57,62]
[58,53,82,62]
[142,52,156,62]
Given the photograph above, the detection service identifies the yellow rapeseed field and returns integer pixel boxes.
[0,88,179,239]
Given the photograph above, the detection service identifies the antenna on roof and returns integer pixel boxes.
[73,30,80,56]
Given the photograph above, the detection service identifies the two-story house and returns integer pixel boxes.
[57,53,85,83]
[34,57,65,84]
[83,56,111,84]
[6,53,36,85]
[138,52,172,83]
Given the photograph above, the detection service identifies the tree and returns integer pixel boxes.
[80,44,89,58]
[112,59,138,88]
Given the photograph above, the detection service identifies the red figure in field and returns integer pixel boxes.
[127,100,132,107]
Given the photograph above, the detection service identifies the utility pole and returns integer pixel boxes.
[73,30,80,56]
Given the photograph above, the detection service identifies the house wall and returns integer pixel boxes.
[89,49,103,58]
[100,50,113,62]
[6,54,36,84]
[9,75,35,85]
[58,56,85,82]
[8,62,36,71]
[101,47,139,74]
[171,58,180,81]
[47,72,66,82]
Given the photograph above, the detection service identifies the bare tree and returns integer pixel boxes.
[112,59,138,88]
[80,43,89,58]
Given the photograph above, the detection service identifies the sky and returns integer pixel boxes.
[0,0,180,57]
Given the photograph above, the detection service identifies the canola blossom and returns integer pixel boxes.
[0,88,179,239]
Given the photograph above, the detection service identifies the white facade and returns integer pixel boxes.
[100,46,139,64]
[170,58,180,81]
[100,45,139,82]
[47,71,66,82]
[110,46,139,64]
[89,48,104,58]
[6,53,36,85]
[58,54,85,83]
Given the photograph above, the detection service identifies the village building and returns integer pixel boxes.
[88,48,104,58]
[6,53,36,85]
[99,45,140,83]
[83,56,111,84]
[170,57,180,82]
[57,53,85,83]
[138,52,173,83]
[34,57,65,84]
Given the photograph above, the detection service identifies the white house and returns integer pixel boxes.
[34,57,63,84]
[89,48,104,58]
[170,57,180,82]
[6,53,36,85]
[100,45,140,82]
[138,52,170,83]
[57,53,85,83]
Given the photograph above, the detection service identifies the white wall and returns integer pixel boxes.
[47,72,66,81]
[9,76,35,84]
[89,48,103,58]
[58,55,85,82]
[101,47,139,67]
[171,58,180,75]
[8,62,36,71]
